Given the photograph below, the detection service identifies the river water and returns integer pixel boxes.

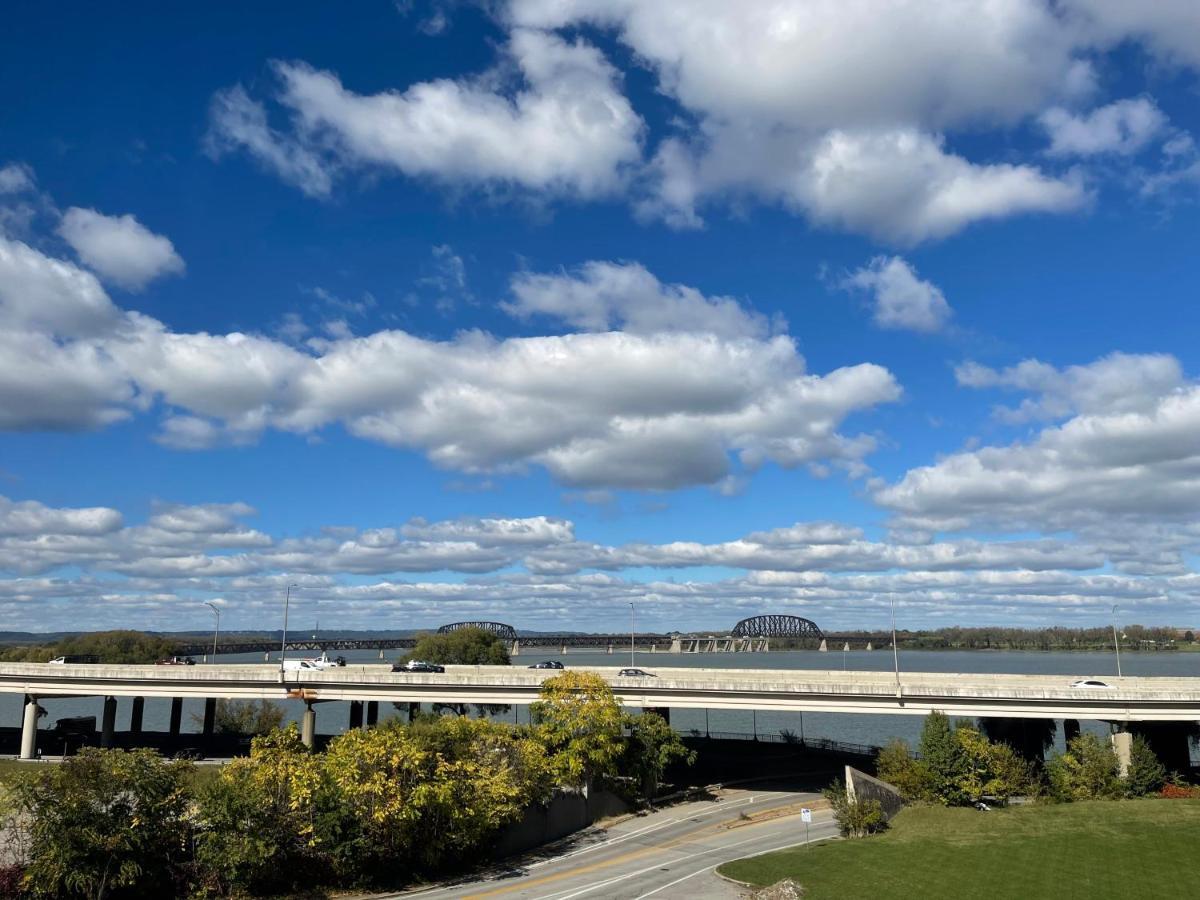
[8,647,1196,756]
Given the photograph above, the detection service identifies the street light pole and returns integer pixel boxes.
[281,584,297,674]
[203,602,220,664]
[889,596,901,690]
[629,602,636,668]
[1112,604,1122,677]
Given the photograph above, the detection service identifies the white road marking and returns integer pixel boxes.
[530,829,791,900]
[632,830,838,899]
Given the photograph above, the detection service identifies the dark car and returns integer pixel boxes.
[527,660,566,670]
[392,660,445,673]
[617,667,656,677]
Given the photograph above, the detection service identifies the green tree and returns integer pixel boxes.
[621,712,695,799]
[955,724,1035,804]
[321,717,551,879]
[1124,735,1167,797]
[400,627,511,666]
[530,671,626,788]
[1047,733,1123,801]
[9,748,192,899]
[875,739,932,802]
[918,712,968,805]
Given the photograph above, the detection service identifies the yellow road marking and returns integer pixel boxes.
[461,808,810,899]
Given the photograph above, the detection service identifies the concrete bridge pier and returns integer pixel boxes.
[20,694,39,760]
[561,645,568,655]
[348,700,363,730]
[1128,722,1196,773]
[670,637,682,653]
[202,698,217,737]
[169,698,183,736]
[406,701,420,723]
[365,701,378,729]
[1063,718,1081,745]
[606,645,613,654]
[301,703,316,749]
[644,706,670,725]
[129,697,144,735]
[511,640,520,657]
[100,697,117,748]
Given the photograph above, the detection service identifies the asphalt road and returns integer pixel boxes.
[391,785,836,900]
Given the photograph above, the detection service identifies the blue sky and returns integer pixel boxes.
[1,1,1199,634]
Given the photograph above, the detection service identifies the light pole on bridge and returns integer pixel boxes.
[889,595,901,690]
[203,601,220,664]
[629,602,636,668]
[280,583,298,674]
[1112,604,1123,677]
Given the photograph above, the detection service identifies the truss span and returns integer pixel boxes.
[436,621,518,641]
[731,615,823,640]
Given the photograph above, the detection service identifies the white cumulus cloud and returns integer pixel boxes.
[1040,97,1167,157]
[57,208,185,291]
[842,256,952,333]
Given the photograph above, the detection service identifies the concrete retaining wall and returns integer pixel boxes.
[845,765,904,820]
[491,787,628,859]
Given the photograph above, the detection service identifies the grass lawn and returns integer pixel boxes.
[718,799,1200,899]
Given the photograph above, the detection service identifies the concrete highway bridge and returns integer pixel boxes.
[5,661,1200,765]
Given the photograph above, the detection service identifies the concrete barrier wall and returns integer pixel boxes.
[845,765,904,821]
[491,787,628,859]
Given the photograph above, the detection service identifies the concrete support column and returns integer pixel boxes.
[606,644,613,654]
[348,701,363,730]
[645,706,670,725]
[365,701,378,729]
[511,640,520,657]
[169,698,183,736]
[202,698,216,736]
[301,704,316,749]
[20,694,39,760]
[129,697,145,735]
[407,701,420,723]
[1063,718,1081,745]
[1111,731,1133,777]
[1129,722,1194,773]
[101,696,117,749]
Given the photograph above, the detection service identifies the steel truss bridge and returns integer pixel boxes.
[175,615,832,657]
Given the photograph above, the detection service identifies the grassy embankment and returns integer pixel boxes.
[719,799,1200,899]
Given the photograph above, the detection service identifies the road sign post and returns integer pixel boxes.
[801,807,812,848]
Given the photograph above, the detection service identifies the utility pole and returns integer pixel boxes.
[203,601,220,664]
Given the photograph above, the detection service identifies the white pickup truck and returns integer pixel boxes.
[282,653,346,672]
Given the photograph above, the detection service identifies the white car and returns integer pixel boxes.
[1070,678,1112,689]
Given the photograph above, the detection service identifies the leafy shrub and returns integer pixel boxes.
[1047,734,1123,801]
[1124,736,1168,797]
[8,748,193,899]
[823,780,887,838]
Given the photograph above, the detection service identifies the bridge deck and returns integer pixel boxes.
[3,664,1199,721]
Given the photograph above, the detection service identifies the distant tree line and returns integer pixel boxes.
[0,630,182,664]
[781,624,1188,651]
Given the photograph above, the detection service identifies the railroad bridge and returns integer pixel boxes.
[176,614,841,658]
